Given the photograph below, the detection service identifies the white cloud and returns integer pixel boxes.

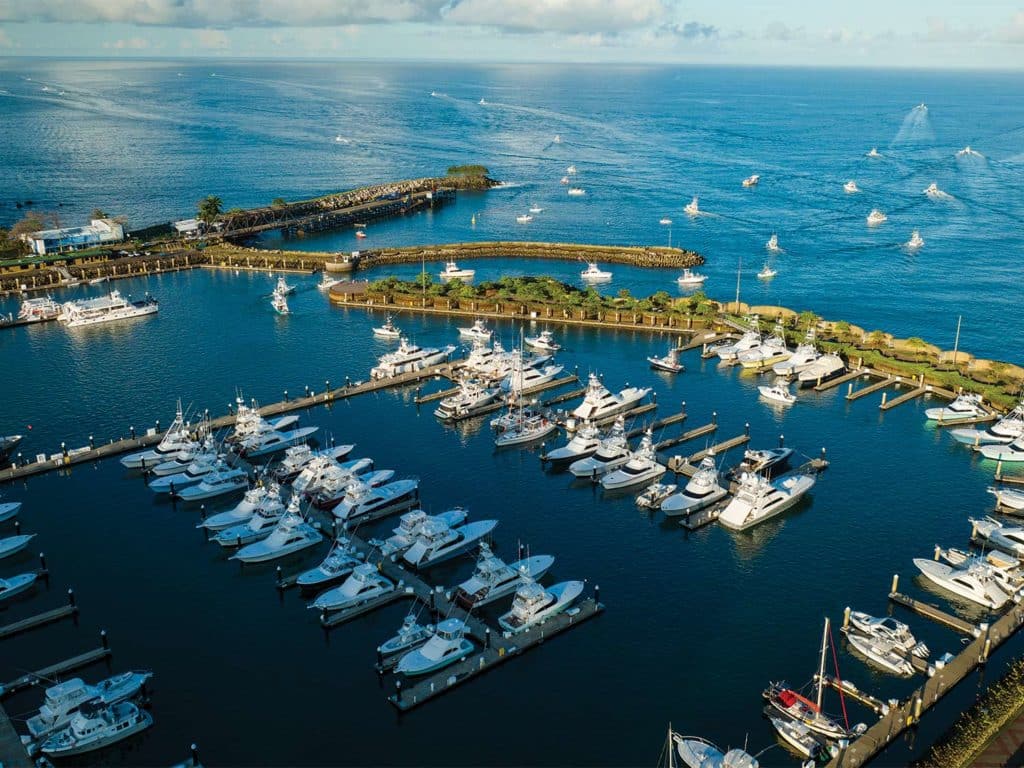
[443,0,667,34]
[102,36,150,49]
[196,29,229,49]
[0,27,12,47]
[920,16,982,43]
[764,22,802,42]
[997,11,1024,43]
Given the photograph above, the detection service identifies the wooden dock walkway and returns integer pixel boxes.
[627,410,687,440]
[0,603,77,641]
[667,433,751,475]
[818,675,888,715]
[879,385,927,411]
[0,645,112,698]
[679,499,728,531]
[0,703,30,768]
[814,367,868,392]
[846,375,897,401]
[542,386,587,407]
[655,422,716,452]
[888,590,977,635]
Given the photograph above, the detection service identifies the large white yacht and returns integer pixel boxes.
[211,495,292,547]
[231,509,323,563]
[572,373,650,422]
[913,557,1011,609]
[453,544,555,609]
[661,456,727,517]
[600,431,665,490]
[374,508,468,558]
[978,436,1024,463]
[198,483,284,532]
[401,517,499,569]
[120,402,193,469]
[738,329,790,370]
[39,701,152,757]
[310,562,396,612]
[59,290,158,328]
[502,359,565,396]
[714,318,762,361]
[17,296,61,323]
[569,416,630,478]
[395,618,474,676]
[295,537,364,591]
[718,472,816,531]
[580,262,612,282]
[331,478,420,521]
[434,379,500,421]
[950,401,1024,445]
[371,338,455,379]
[497,579,584,634]
[925,392,985,421]
[544,421,601,463]
[773,332,820,377]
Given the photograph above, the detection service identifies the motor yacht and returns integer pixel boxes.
[39,701,152,758]
[295,456,372,496]
[240,425,320,458]
[739,331,790,369]
[925,392,984,422]
[569,416,630,478]
[989,486,1024,512]
[844,180,859,193]
[572,373,649,422]
[295,537,364,591]
[458,318,492,342]
[675,268,706,288]
[148,438,210,477]
[757,263,777,280]
[198,484,284,532]
[906,230,925,250]
[274,276,295,296]
[635,482,678,510]
[332,478,420,522]
[648,346,684,373]
[673,732,760,768]
[212,495,293,547]
[661,456,728,517]
[26,672,152,740]
[924,182,950,200]
[312,468,395,511]
[373,508,469,558]
[59,290,158,328]
[454,544,555,609]
[843,631,914,676]
[438,262,475,284]
[395,618,474,676]
[768,716,831,762]
[379,612,434,660]
[271,292,289,315]
[318,273,341,291]
[742,174,760,188]
[773,339,819,378]
[913,557,1011,610]
[580,262,611,282]
[978,436,1024,462]
[173,465,248,502]
[718,472,816,531]
[684,196,700,216]
[372,315,402,339]
[0,572,37,603]
[957,145,982,158]
[226,398,299,445]
[120,402,193,468]
[529,205,544,214]
[462,339,515,381]
[273,443,354,484]
[493,411,559,447]
[544,421,601,463]
[601,431,666,490]
[370,338,455,379]
[866,209,887,226]
[846,611,929,658]
[939,547,1024,593]
[796,353,846,387]
[231,509,323,563]
[435,379,500,420]
[970,517,1024,558]
[714,319,762,361]
[147,453,221,494]
[659,217,673,226]
[502,360,564,396]
[309,562,395,612]
[524,329,560,352]
[950,402,1024,445]
[401,518,499,569]
[766,233,781,252]
[758,384,796,406]
[498,579,584,634]
[566,164,577,174]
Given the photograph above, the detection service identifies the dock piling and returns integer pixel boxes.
[891,573,899,593]
[67,588,75,607]
[190,744,200,767]
[595,584,600,604]
[100,629,108,649]
[881,392,888,408]
[744,422,750,436]
[843,606,851,629]
[779,434,785,448]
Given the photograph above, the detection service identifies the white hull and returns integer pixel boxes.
[498,580,584,634]
[175,475,248,501]
[718,474,815,531]
[63,304,158,328]
[0,534,35,560]
[601,464,666,490]
[661,486,727,517]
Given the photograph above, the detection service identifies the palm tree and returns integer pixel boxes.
[197,195,223,227]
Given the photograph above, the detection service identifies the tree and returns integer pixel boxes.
[10,212,50,238]
[271,198,287,208]
[91,208,108,220]
[197,195,223,226]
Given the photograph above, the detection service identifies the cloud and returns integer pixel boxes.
[763,21,802,41]
[0,27,12,47]
[659,21,718,40]
[196,29,229,49]
[102,36,150,49]
[997,11,1024,43]
[443,0,668,34]
[920,16,982,43]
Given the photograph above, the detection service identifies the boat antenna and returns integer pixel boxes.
[733,254,742,313]
[815,616,829,711]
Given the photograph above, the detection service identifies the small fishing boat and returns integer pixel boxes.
[395,618,474,676]
[580,262,612,282]
[524,329,560,351]
[529,205,543,214]
[231,509,323,563]
[309,562,395,612]
[566,164,577,174]
[40,701,152,757]
[212,495,292,548]
[372,315,402,339]
[843,631,915,676]
[684,196,700,216]
[569,416,630,478]
[401,518,499,569]
[925,392,984,421]
[271,292,289,315]
[844,180,859,193]
[515,214,533,224]
[26,671,153,740]
[199,484,284,532]
[453,544,555,609]
[601,431,666,490]
[438,261,475,281]
[867,147,882,158]
[742,174,760,188]
[567,187,586,197]
[970,517,1024,558]
[661,456,728,517]
[458,318,493,342]
[924,182,947,199]
[636,482,678,510]
[758,384,796,406]
[675,268,706,288]
[379,611,434,659]
[274,276,295,296]
[913,557,1011,609]
[498,580,584,634]
[906,230,925,250]
[318,273,341,291]
[846,611,929,658]
[989,486,1024,512]
[957,145,982,158]
[659,217,673,225]
[866,208,887,226]
[560,176,570,184]
[0,533,35,560]
[295,537,364,591]
[757,262,777,279]
[718,472,815,531]
[0,572,37,603]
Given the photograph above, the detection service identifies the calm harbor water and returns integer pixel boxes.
[1,59,1023,766]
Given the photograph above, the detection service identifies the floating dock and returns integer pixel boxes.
[0,703,30,767]
[0,602,77,641]
[0,644,112,698]
[813,367,868,392]
[888,590,977,635]
[654,421,716,452]
[667,433,751,475]
[846,375,897,401]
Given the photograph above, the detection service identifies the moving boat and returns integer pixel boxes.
[529,205,543,214]
[925,392,984,421]
[906,230,925,250]
[659,217,673,226]
[271,292,289,315]
[957,145,982,158]
[39,701,152,757]
[797,353,846,388]
[566,164,577,174]
[742,174,760,188]
[273,443,354,484]
[649,346,684,373]
[401,518,499,569]
[295,537,364,591]
[567,187,586,197]
[173,465,248,502]
[438,261,476,281]
[497,579,584,634]
[26,671,153,740]
[718,472,816,531]
[684,196,700,216]
[636,482,678,510]
[274,276,295,295]
[332,478,420,521]
[846,611,929,658]
[59,290,158,328]
[675,268,706,288]
[434,379,500,420]
[395,618,474,676]
[601,431,666,490]
[661,456,728,517]
[766,233,781,252]
[569,417,630,478]
[515,214,533,224]
[524,330,560,352]
[211,495,291,547]
[453,544,555,609]
[978,436,1024,462]
[379,611,434,659]
[580,262,612,282]
[373,508,469,558]
[843,631,914,676]
[17,296,61,323]
[0,572,37,603]
[544,421,601,463]
[231,509,323,563]
[120,402,193,468]
[758,384,796,406]
[370,338,455,379]
[198,483,283,532]
[309,562,395,612]
[317,273,341,291]
[924,182,948,199]
[0,533,36,560]
[866,209,887,226]
[458,318,493,342]
[950,401,1024,445]
[844,180,859,193]
[970,517,1024,558]
[913,557,1011,609]
[372,315,402,339]
[867,147,882,158]
[756,262,777,280]
[672,731,760,768]
[572,373,650,422]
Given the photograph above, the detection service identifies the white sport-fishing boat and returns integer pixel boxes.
[231,509,323,563]
[515,214,533,224]
[26,672,153,740]
[543,421,601,463]
[940,548,1024,593]
[867,147,882,158]
[844,180,859,193]
[147,438,209,477]
[797,353,846,388]
[773,333,820,377]
[59,290,158,328]
[524,329,560,352]
[661,456,728,517]
[601,431,666,490]
[501,359,565,396]
[0,499,21,523]
[672,731,760,768]
[757,262,777,280]
[332,478,420,522]
[295,537,364,590]
[401,518,499,569]
[434,379,500,420]
[120,402,192,468]
[272,443,354,484]
[458,318,493,342]
[735,446,794,477]
[659,217,673,225]
[318,273,341,291]
[580,262,612,282]
[379,612,434,659]
[370,338,455,380]
[714,319,762,361]
[529,205,544,214]
[494,411,558,447]
[226,397,299,445]
[454,544,555,609]
[312,468,394,511]
[213,496,292,547]
[198,483,283,532]
[39,701,152,758]
[913,557,1011,609]
[294,456,372,496]
[925,392,984,421]
[373,508,469,558]
[498,579,584,634]
[970,517,1024,558]
[566,164,577,174]
[718,472,816,531]
[395,618,474,676]
[271,292,289,315]
[572,373,649,422]
[676,268,706,288]
[950,402,1024,445]
[978,436,1024,462]
[989,486,1024,512]
[173,465,248,502]
[438,261,475,281]
[957,145,982,158]
[768,717,831,762]
[17,296,61,323]
[636,482,678,510]
[906,230,925,250]
[309,562,396,612]
[648,346,684,373]
[924,182,946,199]
[758,384,796,406]
[742,174,760,188]
[567,187,586,197]
[0,572,37,603]
[462,339,515,381]
[847,611,929,658]
[684,196,700,216]
[241,425,320,458]
[372,315,402,339]
[866,209,887,226]
[274,276,295,295]
[844,631,914,676]
[147,451,221,493]
[739,331,790,369]
[766,233,781,252]
[569,416,630,478]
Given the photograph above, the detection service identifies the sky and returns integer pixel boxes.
[0,1,1022,69]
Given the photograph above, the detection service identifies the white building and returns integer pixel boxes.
[172,218,202,237]
[25,219,125,256]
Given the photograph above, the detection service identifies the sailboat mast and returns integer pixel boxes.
[952,315,962,366]
[666,723,675,768]
[816,617,830,710]
[734,255,742,313]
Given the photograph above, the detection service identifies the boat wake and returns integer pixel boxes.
[891,103,936,146]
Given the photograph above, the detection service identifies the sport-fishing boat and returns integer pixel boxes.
[768,716,831,762]
[458,318,492,342]
[758,384,796,406]
[401,517,499,569]
[567,187,586,197]
[676,268,706,287]
[913,557,1011,609]
[120,402,193,468]
[370,338,455,380]
[544,421,601,463]
[271,291,289,315]
[566,164,577,174]
[978,436,1024,462]
[796,353,846,388]
[867,147,882,158]
[462,339,515,381]
[58,290,158,328]
[498,579,584,634]
[0,532,36,560]
[580,262,612,282]
[989,486,1024,512]
[525,329,560,352]
[773,332,820,377]
[295,537,364,591]
[39,701,152,757]
[970,517,1024,558]
[438,261,475,281]
[572,373,650,422]
[494,411,558,447]
[906,230,925,250]
[659,217,673,225]
[453,544,555,609]
[17,296,61,323]
[957,145,982,158]
[560,176,570,184]
[173,465,248,502]
[0,572,37,603]
[671,731,760,768]
[715,319,762,361]
[502,359,564,396]
[332,478,420,522]
[756,262,777,280]
[684,196,700,216]
[735,446,794,477]
[601,431,665,490]
[0,434,23,460]
[950,401,1024,445]
[843,631,914,676]
[718,472,816,531]
[434,379,500,420]
[766,233,781,252]
[148,438,210,477]
[317,273,341,291]
[636,482,678,510]
[742,174,760,188]
[26,671,153,739]
[372,315,402,339]
[231,508,322,563]
[661,456,728,517]
[147,451,221,493]
[294,456,372,496]
[274,276,295,295]
[272,443,354,484]
[226,397,299,445]
[240,425,320,458]
[312,468,394,511]
[924,182,948,199]
[648,346,684,373]
[0,498,21,523]
[309,562,395,612]
[866,209,887,226]
[395,618,474,676]
[198,483,284,532]
[379,611,434,660]
[373,508,469,558]
[515,214,533,224]
[738,331,790,369]
[529,205,543,214]
[925,393,984,421]
[569,416,630,478]
[846,611,929,658]
[844,180,859,193]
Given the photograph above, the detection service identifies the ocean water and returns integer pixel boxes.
[0,60,1023,767]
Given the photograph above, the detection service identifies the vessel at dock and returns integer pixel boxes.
[58,290,158,328]
[17,296,61,323]
[370,338,455,379]
[717,472,815,531]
